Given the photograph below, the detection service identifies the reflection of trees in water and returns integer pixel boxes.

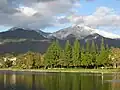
[10,74,16,85]
[4,74,6,88]
[32,74,45,90]
[0,72,113,90]
[15,74,45,90]
[112,73,120,90]
[2,73,46,90]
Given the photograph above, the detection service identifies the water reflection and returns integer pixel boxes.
[0,71,120,90]
[111,73,120,90]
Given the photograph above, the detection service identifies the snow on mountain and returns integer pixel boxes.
[8,25,120,40]
[49,24,95,39]
[95,29,120,39]
[49,24,120,39]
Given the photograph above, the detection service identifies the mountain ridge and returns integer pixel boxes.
[6,25,120,40]
[49,24,120,40]
[0,25,120,54]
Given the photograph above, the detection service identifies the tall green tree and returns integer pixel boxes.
[86,41,90,53]
[64,40,72,67]
[72,39,81,67]
[91,41,96,53]
[44,40,62,68]
[83,41,92,67]
[81,45,87,67]
[81,50,92,68]
[96,38,108,67]
[96,44,99,54]
[81,45,85,53]
[91,41,97,66]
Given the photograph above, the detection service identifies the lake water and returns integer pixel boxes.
[0,71,120,90]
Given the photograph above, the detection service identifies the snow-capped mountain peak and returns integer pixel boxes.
[49,24,120,39]
[77,24,120,39]
[9,25,120,40]
[49,24,95,39]
[95,29,120,39]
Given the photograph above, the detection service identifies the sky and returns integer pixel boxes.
[0,0,120,35]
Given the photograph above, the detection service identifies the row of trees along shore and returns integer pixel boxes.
[44,39,110,69]
[0,39,120,69]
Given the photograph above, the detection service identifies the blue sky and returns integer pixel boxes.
[0,0,120,34]
[43,0,120,33]
[79,0,120,15]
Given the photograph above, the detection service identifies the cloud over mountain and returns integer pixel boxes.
[66,6,120,30]
[0,0,80,29]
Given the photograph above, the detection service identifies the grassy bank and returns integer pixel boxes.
[0,68,120,73]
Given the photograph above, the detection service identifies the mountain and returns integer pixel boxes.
[0,29,46,40]
[0,27,52,53]
[9,27,51,38]
[0,26,120,54]
[49,24,120,40]
[83,33,120,48]
[0,40,52,54]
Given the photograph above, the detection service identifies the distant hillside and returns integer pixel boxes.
[0,28,46,40]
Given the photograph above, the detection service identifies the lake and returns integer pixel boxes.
[0,71,120,90]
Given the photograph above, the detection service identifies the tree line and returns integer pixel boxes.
[44,39,110,69]
[0,39,120,69]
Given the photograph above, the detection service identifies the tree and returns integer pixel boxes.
[81,45,87,67]
[81,52,88,67]
[105,44,110,66]
[16,52,43,69]
[81,52,93,68]
[44,40,62,68]
[96,38,108,67]
[34,53,43,68]
[25,51,34,69]
[81,45,85,53]
[109,48,120,68]
[16,54,26,69]
[72,39,81,67]
[86,41,90,53]
[64,40,72,67]
[81,41,93,68]
[91,41,96,53]
[96,44,99,54]
[90,41,97,67]
[81,44,93,68]
[5,60,13,68]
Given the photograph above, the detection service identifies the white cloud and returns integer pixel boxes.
[0,0,79,29]
[16,6,37,16]
[67,6,120,29]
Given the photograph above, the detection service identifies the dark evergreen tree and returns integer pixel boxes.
[44,40,62,68]
[91,41,96,53]
[83,41,92,67]
[86,41,90,52]
[91,41,97,67]
[81,45,85,53]
[64,40,72,67]
[96,38,108,67]
[96,44,99,54]
[81,45,86,67]
[72,39,81,67]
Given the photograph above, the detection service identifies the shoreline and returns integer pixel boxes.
[0,68,120,73]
